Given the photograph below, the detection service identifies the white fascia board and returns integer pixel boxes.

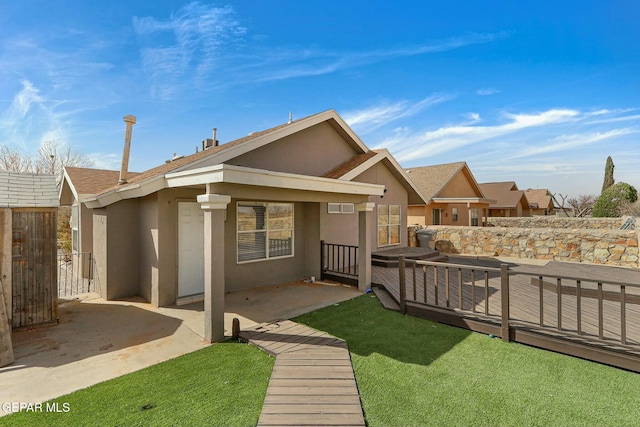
[85,177,166,208]
[58,169,78,203]
[167,164,385,196]
[340,149,430,205]
[432,197,497,204]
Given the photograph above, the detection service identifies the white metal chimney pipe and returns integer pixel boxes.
[118,115,137,185]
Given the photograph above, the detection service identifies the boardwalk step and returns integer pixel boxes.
[373,287,400,311]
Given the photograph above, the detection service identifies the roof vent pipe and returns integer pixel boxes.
[213,128,218,147]
[288,111,292,124]
[118,115,136,185]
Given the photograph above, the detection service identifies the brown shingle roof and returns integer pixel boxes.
[478,182,526,208]
[404,162,466,201]
[65,167,142,195]
[525,189,553,209]
[322,151,378,179]
[95,112,326,196]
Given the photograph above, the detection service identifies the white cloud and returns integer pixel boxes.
[476,88,500,96]
[509,129,637,159]
[133,3,246,99]
[342,95,453,134]
[387,108,638,164]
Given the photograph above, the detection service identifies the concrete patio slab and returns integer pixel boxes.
[0,280,361,416]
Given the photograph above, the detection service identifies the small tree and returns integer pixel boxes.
[592,182,638,217]
[567,194,598,217]
[601,156,615,194]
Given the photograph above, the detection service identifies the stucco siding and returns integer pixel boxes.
[354,162,409,249]
[138,194,158,302]
[439,171,479,198]
[93,199,141,301]
[156,188,203,306]
[228,122,358,177]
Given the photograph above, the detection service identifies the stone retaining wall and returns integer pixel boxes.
[408,223,639,268]
[487,216,630,229]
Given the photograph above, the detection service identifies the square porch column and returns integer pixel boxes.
[197,193,231,343]
[356,202,375,292]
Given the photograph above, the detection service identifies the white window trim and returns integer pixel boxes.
[327,202,355,214]
[377,204,402,247]
[236,201,294,264]
[71,204,79,252]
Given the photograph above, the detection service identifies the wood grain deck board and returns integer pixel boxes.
[240,321,365,427]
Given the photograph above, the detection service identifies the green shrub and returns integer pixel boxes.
[592,182,638,217]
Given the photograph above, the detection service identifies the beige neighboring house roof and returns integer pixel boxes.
[404,161,492,205]
[479,181,528,209]
[0,171,59,208]
[525,189,553,209]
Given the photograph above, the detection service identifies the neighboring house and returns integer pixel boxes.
[405,162,493,226]
[525,189,555,215]
[0,172,59,367]
[479,181,531,217]
[59,110,427,342]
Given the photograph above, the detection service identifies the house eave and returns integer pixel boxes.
[166,164,385,196]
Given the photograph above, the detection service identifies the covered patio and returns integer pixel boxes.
[0,280,360,410]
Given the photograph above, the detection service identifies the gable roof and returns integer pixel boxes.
[322,149,428,205]
[92,109,369,199]
[478,182,528,209]
[404,161,488,204]
[525,189,553,209]
[74,110,397,208]
[0,171,59,208]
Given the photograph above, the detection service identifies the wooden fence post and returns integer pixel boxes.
[399,256,407,314]
[320,240,325,281]
[500,263,510,342]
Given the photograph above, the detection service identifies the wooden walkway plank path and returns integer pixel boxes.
[240,320,365,427]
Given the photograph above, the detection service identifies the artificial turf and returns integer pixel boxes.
[295,294,640,427]
[0,341,273,427]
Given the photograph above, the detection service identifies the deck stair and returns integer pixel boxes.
[372,246,448,268]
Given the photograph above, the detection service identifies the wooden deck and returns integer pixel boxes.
[240,320,365,427]
[373,257,640,349]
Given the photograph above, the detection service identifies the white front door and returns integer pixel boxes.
[178,202,205,297]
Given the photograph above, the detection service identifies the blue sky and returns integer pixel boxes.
[1,1,638,197]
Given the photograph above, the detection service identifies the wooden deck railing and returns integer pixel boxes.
[397,256,640,371]
[320,241,358,285]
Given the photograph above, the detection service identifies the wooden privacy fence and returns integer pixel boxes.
[11,209,58,329]
[397,256,640,372]
[320,241,358,286]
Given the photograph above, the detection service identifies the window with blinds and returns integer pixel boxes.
[237,202,294,263]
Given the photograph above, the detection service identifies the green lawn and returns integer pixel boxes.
[295,294,640,427]
[0,341,273,427]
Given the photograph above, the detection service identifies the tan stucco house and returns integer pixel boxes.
[525,189,555,215]
[479,181,532,217]
[59,110,426,342]
[405,162,493,226]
